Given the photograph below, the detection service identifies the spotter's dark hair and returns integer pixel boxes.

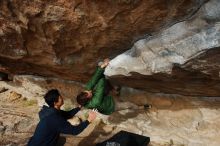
[44,89,60,107]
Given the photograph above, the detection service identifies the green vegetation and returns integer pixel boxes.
[23,99,38,106]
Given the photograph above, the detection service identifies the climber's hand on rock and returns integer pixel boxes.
[100,58,110,68]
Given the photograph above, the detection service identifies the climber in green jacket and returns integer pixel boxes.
[76,59,115,115]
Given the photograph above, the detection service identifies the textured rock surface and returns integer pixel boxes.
[1,79,220,146]
[105,0,220,96]
[1,1,220,145]
[0,0,205,82]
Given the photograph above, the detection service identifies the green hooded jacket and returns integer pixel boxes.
[84,67,115,115]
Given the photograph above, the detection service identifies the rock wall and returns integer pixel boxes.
[105,0,220,96]
[1,77,220,146]
[0,0,205,82]
[1,0,220,96]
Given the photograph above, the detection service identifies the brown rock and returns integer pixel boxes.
[9,91,22,102]
[0,0,204,82]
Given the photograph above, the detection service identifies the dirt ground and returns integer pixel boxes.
[1,80,220,146]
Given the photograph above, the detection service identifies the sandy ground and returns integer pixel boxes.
[0,80,220,146]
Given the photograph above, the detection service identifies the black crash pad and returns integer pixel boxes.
[96,130,150,146]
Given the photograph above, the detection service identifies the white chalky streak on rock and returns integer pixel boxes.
[105,0,220,77]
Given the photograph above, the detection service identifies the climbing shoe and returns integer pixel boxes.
[144,104,152,110]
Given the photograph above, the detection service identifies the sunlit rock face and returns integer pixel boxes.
[1,0,220,96]
[0,0,205,82]
[105,0,220,96]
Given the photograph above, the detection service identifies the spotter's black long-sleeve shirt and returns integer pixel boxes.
[28,105,89,146]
